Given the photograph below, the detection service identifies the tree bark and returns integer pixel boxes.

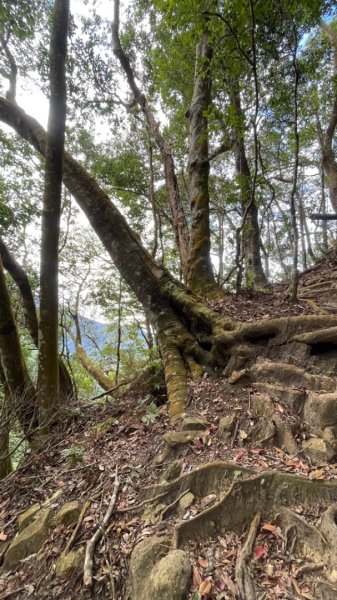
[230,89,266,289]
[0,236,74,400]
[319,22,337,213]
[0,258,37,438]
[68,314,115,393]
[112,0,190,279]
[37,0,69,425]
[186,31,216,293]
[0,362,12,479]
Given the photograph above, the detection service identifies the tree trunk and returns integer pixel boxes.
[0,362,12,479]
[0,258,37,438]
[2,99,337,422]
[230,89,266,289]
[37,0,69,425]
[186,31,216,293]
[112,0,190,279]
[319,22,337,213]
[67,316,115,393]
[0,236,74,401]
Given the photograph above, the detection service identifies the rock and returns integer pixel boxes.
[129,537,169,597]
[17,503,41,531]
[147,550,191,600]
[163,431,198,447]
[153,444,174,465]
[181,417,208,431]
[55,501,81,527]
[304,393,337,432]
[55,548,83,579]
[179,492,194,511]
[219,415,236,439]
[161,460,182,483]
[302,438,335,464]
[129,537,191,600]
[323,426,337,451]
[4,508,53,569]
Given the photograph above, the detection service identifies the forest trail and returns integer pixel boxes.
[2,250,337,599]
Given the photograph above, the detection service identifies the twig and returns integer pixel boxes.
[116,488,171,513]
[83,467,120,588]
[0,589,26,599]
[85,381,129,404]
[235,513,261,600]
[295,562,325,577]
[161,489,191,520]
[63,500,90,555]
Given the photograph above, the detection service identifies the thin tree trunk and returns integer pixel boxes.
[115,277,122,383]
[0,258,37,438]
[0,362,12,479]
[230,89,266,289]
[319,21,337,213]
[38,0,69,425]
[112,0,190,278]
[186,31,216,293]
[0,236,73,400]
[288,25,299,301]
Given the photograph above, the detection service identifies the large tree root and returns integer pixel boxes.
[172,467,337,547]
[156,300,337,420]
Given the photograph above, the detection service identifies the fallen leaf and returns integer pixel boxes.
[198,557,208,569]
[193,566,202,587]
[261,523,277,534]
[310,469,324,480]
[199,579,212,598]
[0,532,7,541]
[255,544,266,560]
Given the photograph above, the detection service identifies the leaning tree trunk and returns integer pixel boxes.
[0,236,74,401]
[112,0,190,280]
[186,31,216,294]
[37,0,69,426]
[0,257,37,438]
[230,89,266,289]
[68,314,115,393]
[2,99,337,421]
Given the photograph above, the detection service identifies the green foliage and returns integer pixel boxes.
[61,445,84,466]
[141,401,160,427]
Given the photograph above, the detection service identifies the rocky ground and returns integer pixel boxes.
[2,249,337,600]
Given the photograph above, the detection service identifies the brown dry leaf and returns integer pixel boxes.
[198,557,208,569]
[0,532,7,541]
[218,536,227,549]
[193,566,202,587]
[199,579,212,597]
[261,523,277,534]
[310,469,324,480]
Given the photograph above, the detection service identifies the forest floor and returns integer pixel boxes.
[2,249,337,599]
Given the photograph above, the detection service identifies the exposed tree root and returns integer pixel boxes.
[172,467,337,547]
[235,513,260,600]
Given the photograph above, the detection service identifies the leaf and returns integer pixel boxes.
[310,468,324,479]
[255,544,266,560]
[0,531,7,541]
[193,566,202,586]
[198,557,208,569]
[261,523,277,534]
[199,579,212,597]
